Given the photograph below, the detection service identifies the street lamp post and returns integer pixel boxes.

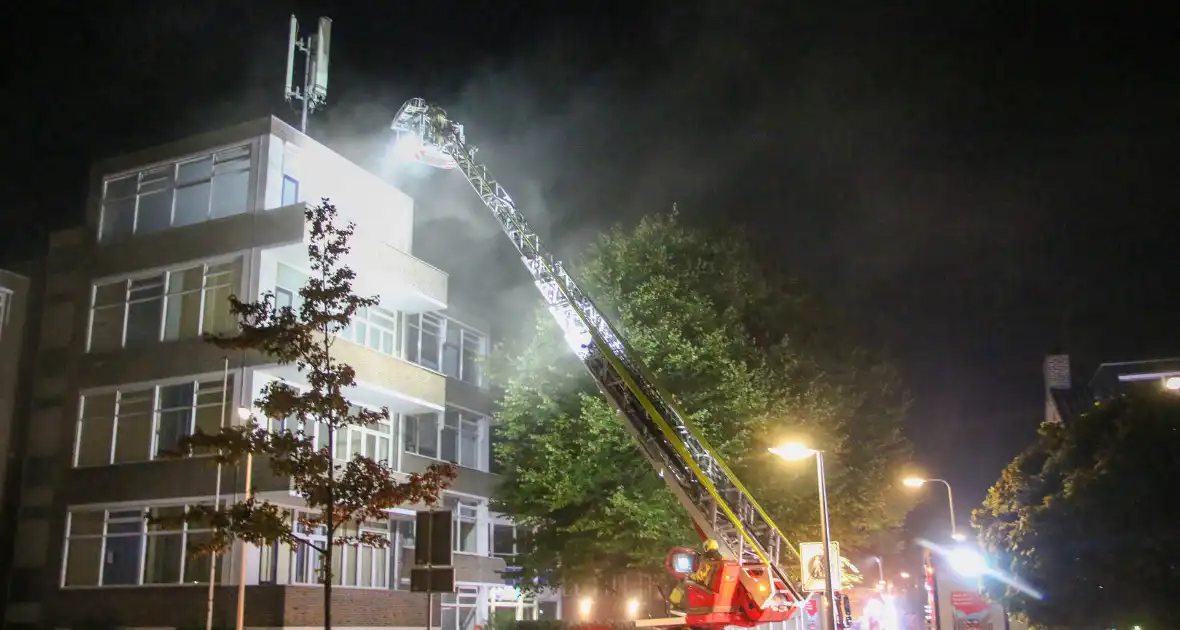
[769,443,839,630]
[903,477,963,541]
[873,556,885,587]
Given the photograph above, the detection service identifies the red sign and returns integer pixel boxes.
[805,599,819,616]
[950,591,989,616]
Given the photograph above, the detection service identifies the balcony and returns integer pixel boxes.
[264,337,446,414]
[265,226,448,315]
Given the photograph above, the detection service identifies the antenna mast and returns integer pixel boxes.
[284,15,332,133]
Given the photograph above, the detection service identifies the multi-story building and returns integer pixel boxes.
[1042,353,1180,424]
[3,117,561,630]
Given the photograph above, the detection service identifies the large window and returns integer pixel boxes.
[99,145,252,241]
[88,259,240,352]
[406,314,487,383]
[62,505,218,587]
[442,320,486,386]
[441,586,479,630]
[403,409,484,470]
[267,401,392,467]
[405,313,443,370]
[444,496,480,554]
[259,510,390,588]
[75,376,232,466]
[277,262,401,359]
[342,306,400,357]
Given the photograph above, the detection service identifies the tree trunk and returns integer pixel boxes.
[325,425,335,630]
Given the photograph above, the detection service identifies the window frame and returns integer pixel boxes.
[73,372,233,468]
[402,407,487,471]
[443,495,483,555]
[60,503,219,588]
[97,143,254,243]
[86,256,243,353]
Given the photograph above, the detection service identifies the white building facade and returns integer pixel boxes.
[5,117,559,630]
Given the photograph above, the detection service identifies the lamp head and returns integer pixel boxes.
[903,477,926,488]
[769,442,815,461]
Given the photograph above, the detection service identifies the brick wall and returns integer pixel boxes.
[50,585,433,628]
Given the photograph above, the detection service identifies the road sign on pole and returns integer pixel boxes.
[412,509,455,630]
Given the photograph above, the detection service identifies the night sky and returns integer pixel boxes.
[5,0,1179,555]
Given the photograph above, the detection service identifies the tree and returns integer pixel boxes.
[491,212,911,592]
[156,201,456,630]
[974,392,1180,630]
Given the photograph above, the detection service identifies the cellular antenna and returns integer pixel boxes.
[284,14,333,133]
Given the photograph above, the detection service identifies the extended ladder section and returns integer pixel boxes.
[391,98,804,609]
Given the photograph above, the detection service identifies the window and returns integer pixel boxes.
[282,175,300,206]
[88,259,240,352]
[274,262,307,312]
[338,406,393,466]
[405,313,443,370]
[404,410,485,470]
[99,145,252,241]
[441,586,479,630]
[75,375,232,466]
[442,320,486,386]
[62,505,218,587]
[444,496,480,554]
[342,306,399,357]
[268,510,389,588]
[403,413,439,459]
[268,398,392,467]
[491,523,517,560]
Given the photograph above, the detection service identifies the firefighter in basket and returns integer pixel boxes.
[669,539,725,617]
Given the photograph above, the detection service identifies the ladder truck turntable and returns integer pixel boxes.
[390,98,810,629]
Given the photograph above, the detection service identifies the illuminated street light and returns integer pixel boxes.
[899,571,911,579]
[903,477,963,541]
[871,556,886,588]
[947,547,988,578]
[769,441,815,461]
[1165,376,1180,390]
[770,443,838,630]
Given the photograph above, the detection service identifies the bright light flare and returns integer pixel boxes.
[903,477,926,487]
[626,598,640,618]
[768,442,816,461]
[947,547,988,578]
[915,538,1044,601]
[1165,376,1180,390]
[899,571,910,579]
[579,596,593,619]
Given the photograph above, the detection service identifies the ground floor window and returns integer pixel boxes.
[62,504,219,587]
[442,586,480,630]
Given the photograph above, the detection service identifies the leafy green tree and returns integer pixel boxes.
[491,212,911,591]
[154,201,455,630]
[974,392,1180,630]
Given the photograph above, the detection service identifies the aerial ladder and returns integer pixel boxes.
[390,98,807,628]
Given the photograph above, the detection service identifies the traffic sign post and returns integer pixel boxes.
[412,509,456,629]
